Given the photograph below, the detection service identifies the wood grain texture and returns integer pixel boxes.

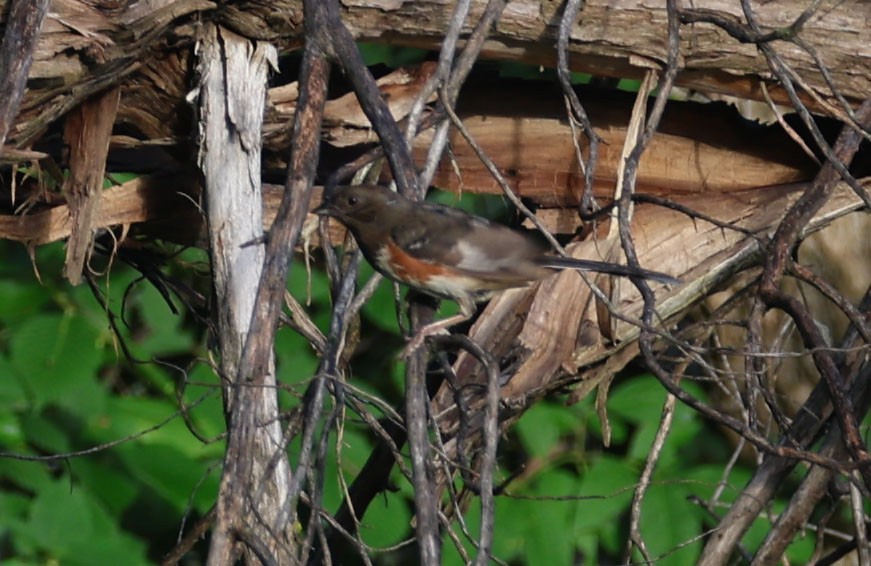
[61,86,120,284]
[427,179,869,491]
[0,0,867,149]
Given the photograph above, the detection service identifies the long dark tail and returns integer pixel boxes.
[538,256,680,285]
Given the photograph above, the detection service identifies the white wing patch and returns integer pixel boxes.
[454,239,511,272]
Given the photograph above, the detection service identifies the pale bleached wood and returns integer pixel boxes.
[195,24,293,564]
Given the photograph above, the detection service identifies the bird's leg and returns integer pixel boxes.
[399,298,477,359]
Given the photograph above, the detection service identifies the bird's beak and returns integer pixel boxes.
[313,201,334,217]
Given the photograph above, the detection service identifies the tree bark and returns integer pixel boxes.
[195,23,292,564]
[1,0,868,150]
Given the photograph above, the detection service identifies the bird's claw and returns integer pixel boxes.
[398,327,451,359]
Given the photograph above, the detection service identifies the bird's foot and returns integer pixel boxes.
[398,327,451,359]
[397,310,473,359]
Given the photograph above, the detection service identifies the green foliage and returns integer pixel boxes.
[0,234,419,562]
[438,374,820,565]
[0,241,219,563]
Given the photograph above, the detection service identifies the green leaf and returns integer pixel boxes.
[31,242,67,274]
[91,396,218,460]
[0,491,30,522]
[571,71,592,84]
[318,427,375,512]
[489,492,536,561]
[175,364,226,442]
[573,455,637,531]
[276,327,321,386]
[57,371,109,421]
[20,411,72,453]
[637,482,703,565]
[515,401,578,459]
[359,487,413,548]
[22,478,150,565]
[71,458,140,516]
[127,282,194,355]
[0,409,24,447]
[0,458,53,494]
[650,416,704,471]
[0,355,27,411]
[785,530,816,564]
[28,480,94,553]
[0,279,51,325]
[617,78,643,92]
[485,470,580,564]
[685,464,752,505]
[334,427,374,479]
[8,313,103,411]
[131,360,180,398]
[116,441,219,514]
[626,418,663,463]
[104,172,139,186]
[524,470,577,564]
[585,394,629,445]
[607,376,668,425]
[574,531,601,565]
[287,259,333,313]
[359,263,402,334]
[63,493,150,566]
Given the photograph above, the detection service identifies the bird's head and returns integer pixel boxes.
[314,185,403,229]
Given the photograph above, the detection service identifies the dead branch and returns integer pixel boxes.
[0,0,49,150]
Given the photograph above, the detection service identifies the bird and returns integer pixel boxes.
[315,184,679,357]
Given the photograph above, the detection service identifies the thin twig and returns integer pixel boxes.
[556,0,602,216]
[431,335,501,566]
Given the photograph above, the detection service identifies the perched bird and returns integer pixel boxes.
[315,184,678,356]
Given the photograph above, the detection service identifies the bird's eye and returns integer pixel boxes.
[346,196,358,206]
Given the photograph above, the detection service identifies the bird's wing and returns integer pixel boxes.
[390,202,547,278]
